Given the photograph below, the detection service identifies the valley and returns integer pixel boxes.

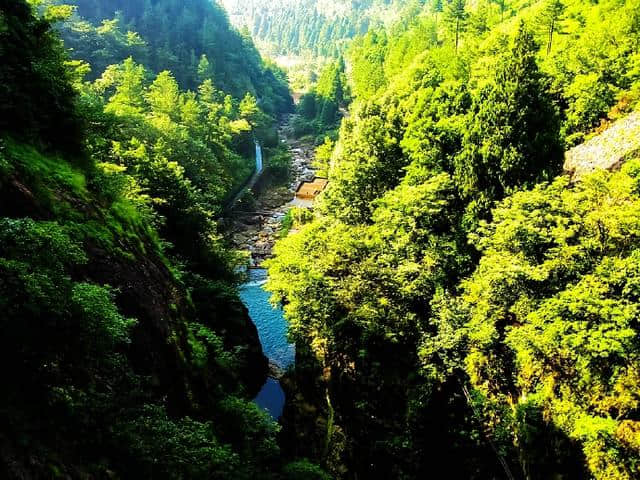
[225,115,318,267]
[2,0,640,479]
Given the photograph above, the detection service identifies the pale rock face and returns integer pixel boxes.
[564,111,640,180]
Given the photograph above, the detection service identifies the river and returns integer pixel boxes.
[239,268,294,418]
[233,116,316,419]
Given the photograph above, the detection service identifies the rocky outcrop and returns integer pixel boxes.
[226,115,317,267]
[564,111,640,180]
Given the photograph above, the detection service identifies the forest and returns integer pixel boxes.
[1,0,640,479]
[220,0,403,59]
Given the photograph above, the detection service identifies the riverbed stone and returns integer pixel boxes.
[225,114,317,267]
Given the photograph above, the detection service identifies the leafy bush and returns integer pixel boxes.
[283,460,331,480]
[112,405,241,479]
[265,146,292,184]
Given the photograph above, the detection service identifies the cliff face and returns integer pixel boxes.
[0,141,268,477]
[564,111,640,180]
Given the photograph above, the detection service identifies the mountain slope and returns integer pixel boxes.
[266,0,640,478]
[0,2,289,477]
[61,0,293,115]
[220,0,406,59]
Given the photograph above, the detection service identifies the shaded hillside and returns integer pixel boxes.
[61,0,293,115]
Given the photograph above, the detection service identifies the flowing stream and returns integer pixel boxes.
[239,269,294,418]
[233,116,315,419]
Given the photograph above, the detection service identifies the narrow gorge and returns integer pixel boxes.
[226,115,319,419]
[3,0,640,478]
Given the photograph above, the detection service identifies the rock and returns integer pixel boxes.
[268,360,285,379]
[564,111,640,180]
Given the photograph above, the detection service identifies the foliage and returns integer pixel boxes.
[220,0,405,59]
[454,24,563,224]
[0,0,83,155]
[279,207,314,238]
[451,163,640,478]
[444,0,468,52]
[58,0,293,115]
[295,59,349,137]
[283,459,332,480]
[264,145,293,184]
[0,2,307,478]
[6,0,640,478]
[86,57,263,278]
[112,405,241,479]
[266,0,640,477]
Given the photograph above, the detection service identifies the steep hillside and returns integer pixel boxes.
[28,0,299,284]
[0,2,302,478]
[267,0,640,478]
[220,0,406,59]
[61,0,293,115]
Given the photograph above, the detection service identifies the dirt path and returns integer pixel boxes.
[225,115,317,267]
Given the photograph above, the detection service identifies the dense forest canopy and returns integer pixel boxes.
[266,0,640,478]
[62,0,292,113]
[2,0,640,478]
[220,0,405,59]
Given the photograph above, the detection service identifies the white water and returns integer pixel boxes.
[255,141,263,174]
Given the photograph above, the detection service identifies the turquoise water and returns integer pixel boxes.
[239,268,294,418]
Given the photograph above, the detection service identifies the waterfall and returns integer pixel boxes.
[255,141,263,174]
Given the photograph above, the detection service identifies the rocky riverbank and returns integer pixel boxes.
[226,115,317,266]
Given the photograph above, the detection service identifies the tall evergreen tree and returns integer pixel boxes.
[444,0,468,52]
[492,0,509,21]
[197,54,214,83]
[537,0,566,55]
[431,0,444,27]
[455,23,563,222]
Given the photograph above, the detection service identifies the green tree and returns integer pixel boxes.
[444,0,468,52]
[491,0,508,22]
[455,23,563,223]
[537,0,565,55]
[197,53,214,83]
[145,70,181,119]
[431,0,444,26]
[455,163,640,479]
[349,30,388,99]
[0,0,83,153]
[239,92,262,128]
[101,57,147,117]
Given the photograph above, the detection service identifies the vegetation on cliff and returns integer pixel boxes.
[0,0,313,477]
[267,0,640,478]
[4,0,640,478]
